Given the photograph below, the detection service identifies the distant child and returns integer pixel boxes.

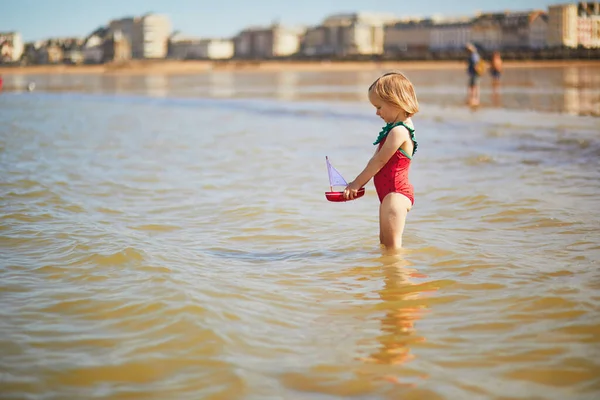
[490,51,503,85]
[343,72,419,249]
[490,51,503,105]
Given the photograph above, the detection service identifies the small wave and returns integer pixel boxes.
[464,154,496,165]
[129,224,182,232]
[81,247,148,266]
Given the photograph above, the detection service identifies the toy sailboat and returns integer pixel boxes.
[325,156,365,202]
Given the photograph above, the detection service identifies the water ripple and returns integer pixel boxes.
[1,76,599,399]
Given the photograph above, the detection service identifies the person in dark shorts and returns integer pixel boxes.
[490,51,503,84]
[466,43,482,106]
[490,51,503,105]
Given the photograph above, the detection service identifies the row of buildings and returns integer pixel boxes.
[1,2,599,65]
[0,13,173,65]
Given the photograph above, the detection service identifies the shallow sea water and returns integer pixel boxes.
[1,67,600,399]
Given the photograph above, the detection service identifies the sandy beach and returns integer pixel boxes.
[1,59,599,75]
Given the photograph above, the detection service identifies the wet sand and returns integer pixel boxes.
[3,65,599,115]
[1,59,599,75]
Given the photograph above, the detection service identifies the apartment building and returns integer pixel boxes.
[83,34,104,64]
[501,12,534,49]
[0,31,24,62]
[132,14,171,58]
[168,33,200,59]
[303,13,395,56]
[234,23,302,58]
[169,34,234,59]
[108,17,135,42]
[429,19,472,51]
[470,13,503,50]
[197,39,234,59]
[547,3,578,47]
[37,44,63,64]
[529,12,549,49]
[577,2,600,48]
[384,19,433,56]
[470,11,548,51]
[591,14,600,47]
[103,31,131,62]
[109,14,171,59]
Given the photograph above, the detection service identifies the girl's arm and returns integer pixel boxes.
[348,126,409,189]
[355,147,381,186]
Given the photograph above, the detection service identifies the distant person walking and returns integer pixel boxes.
[466,43,483,106]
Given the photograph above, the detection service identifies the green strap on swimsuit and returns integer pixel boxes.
[372,121,418,158]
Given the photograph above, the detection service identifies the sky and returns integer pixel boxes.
[3,0,561,42]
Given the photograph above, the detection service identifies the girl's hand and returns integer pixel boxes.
[343,181,362,200]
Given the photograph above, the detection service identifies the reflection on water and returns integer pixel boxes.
[3,65,600,115]
[360,255,431,388]
[7,73,28,90]
[209,72,234,97]
[274,71,298,100]
[562,66,599,116]
[143,75,168,97]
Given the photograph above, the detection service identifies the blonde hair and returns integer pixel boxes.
[369,71,419,117]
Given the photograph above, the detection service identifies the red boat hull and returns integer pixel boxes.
[325,188,365,202]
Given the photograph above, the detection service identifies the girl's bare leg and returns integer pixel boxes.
[379,193,412,249]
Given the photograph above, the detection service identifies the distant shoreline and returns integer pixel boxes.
[1,59,599,75]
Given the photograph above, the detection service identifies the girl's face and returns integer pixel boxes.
[369,91,404,124]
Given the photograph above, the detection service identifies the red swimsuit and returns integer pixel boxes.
[373,122,417,205]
